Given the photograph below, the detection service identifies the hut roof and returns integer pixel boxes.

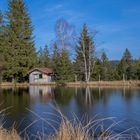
[29,68,53,75]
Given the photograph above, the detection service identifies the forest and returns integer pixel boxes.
[0,0,140,83]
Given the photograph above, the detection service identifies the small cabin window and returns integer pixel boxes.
[39,74,43,79]
[34,74,39,79]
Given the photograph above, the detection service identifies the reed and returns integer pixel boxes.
[0,128,21,140]
[0,108,139,140]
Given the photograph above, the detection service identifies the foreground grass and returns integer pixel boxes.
[48,119,90,140]
[0,117,139,140]
[0,121,138,140]
[0,128,20,140]
[0,108,139,140]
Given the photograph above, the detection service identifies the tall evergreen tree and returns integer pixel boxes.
[91,58,102,81]
[100,51,110,80]
[51,43,60,73]
[4,0,36,82]
[137,60,140,80]
[135,59,140,80]
[74,24,96,82]
[0,11,4,61]
[0,11,5,61]
[117,48,133,80]
[100,52,108,80]
[0,11,5,82]
[74,45,85,81]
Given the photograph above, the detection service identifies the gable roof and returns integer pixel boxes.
[29,68,53,75]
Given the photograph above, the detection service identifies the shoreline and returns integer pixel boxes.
[67,80,140,87]
[0,80,140,88]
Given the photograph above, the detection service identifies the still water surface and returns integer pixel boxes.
[0,86,140,138]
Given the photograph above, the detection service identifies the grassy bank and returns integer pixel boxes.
[0,82,29,87]
[67,80,140,87]
[0,80,140,87]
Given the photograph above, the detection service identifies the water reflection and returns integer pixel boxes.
[29,86,53,103]
[0,87,30,117]
[0,86,140,137]
[29,86,52,96]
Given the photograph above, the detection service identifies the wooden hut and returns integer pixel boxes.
[29,68,53,84]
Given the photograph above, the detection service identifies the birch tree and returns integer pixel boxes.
[75,24,96,82]
[54,19,75,82]
[55,18,75,50]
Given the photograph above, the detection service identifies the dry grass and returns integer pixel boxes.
[0,118,138,140]
[0,128,21,140]
[0,107,139,140]
[0,82,29,88]
[1,80,140,88]
[67,80,140,87]
[48,120,89,140]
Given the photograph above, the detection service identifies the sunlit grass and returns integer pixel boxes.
[0,128,21,140]
[0,106,139,140]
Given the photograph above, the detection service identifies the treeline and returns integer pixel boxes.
[0,0,140,83]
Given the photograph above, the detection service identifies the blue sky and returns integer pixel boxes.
[0,0,140,60]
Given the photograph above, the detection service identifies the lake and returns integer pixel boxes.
[0,86,140,139]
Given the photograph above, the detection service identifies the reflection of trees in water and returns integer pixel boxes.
[53,87,75,106]
[121,87,133,102]
[135,89,140,99]
[74,87,113,109]
[0,87,30,118]
[121,87,140,102]
[0,86,54,118]
[29,86,139,110]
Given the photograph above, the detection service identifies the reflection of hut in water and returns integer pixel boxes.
[29,86,53,102]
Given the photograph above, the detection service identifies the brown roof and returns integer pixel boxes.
[29,68,53,75]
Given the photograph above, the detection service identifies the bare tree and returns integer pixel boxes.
[55,18,75,51]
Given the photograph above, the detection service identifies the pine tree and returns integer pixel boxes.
[74,45,85,81]
[55,49,74,83]
[0,11,5,61]
[37,45,50,67]
[74,24,95,82]
[117,48,133,80]
[51,43,60,74]
[100,52,109,80]
[0,11,9,82]
[0,11,4,61]
[137,60,140,80]
[0,11,5,82]
[134,59,140,80]
[4,0,36,82]
[91,58,102,81]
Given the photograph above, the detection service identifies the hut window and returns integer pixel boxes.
[39,74,43,79]
[34,74,39,79]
